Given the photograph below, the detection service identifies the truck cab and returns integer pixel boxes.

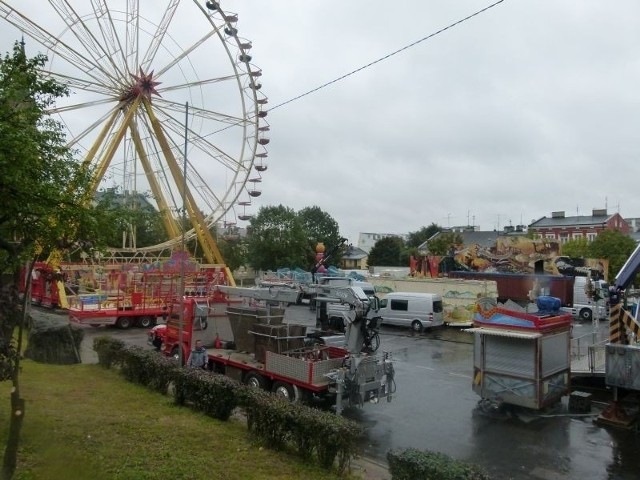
[572,276,609,322]
[160,298,216,362]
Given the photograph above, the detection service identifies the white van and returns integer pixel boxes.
[378,292,444,332]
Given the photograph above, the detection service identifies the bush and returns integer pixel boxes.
[93,336,125,368]
[387,448,491,480]
[238,386,362,473]
[119,346,180,394]
[93,337,363,473]
[172,368,239,421]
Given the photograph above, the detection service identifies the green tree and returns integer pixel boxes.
[560,237,590,258]
[0,42,99,480]
[217,235,245,272]
[297,206,342,266]
[587,229,637,282]
[246,205,309,271]
[368,236,405,266]
[427,232,463,256]
[406,223,441,249]
[93,189,167,250]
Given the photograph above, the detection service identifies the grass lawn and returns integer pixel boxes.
[0,361,351,480]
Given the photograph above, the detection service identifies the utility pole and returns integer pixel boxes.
[178,102,188,365]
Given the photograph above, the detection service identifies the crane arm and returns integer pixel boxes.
[614,243,640,291]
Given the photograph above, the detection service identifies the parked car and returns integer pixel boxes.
[378,292,444,332]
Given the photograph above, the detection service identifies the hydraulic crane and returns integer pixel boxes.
[598,243,640,427]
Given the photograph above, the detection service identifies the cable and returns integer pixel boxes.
[268,0,506,112]
[204,0,506,138]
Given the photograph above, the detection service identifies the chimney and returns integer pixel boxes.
[551,211,565,218]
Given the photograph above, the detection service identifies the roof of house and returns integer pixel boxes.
[529,213,615,228]
[342,245,368,260]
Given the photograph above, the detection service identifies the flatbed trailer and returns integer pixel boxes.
[162,292,395,414]
[206,346,349,398]
[69,266,228,329]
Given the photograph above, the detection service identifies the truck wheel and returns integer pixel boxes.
[244,371,266,390]
[137,316,155,328]
[116,316,132,329]
[411,320,423,332]
[272,381,294,402]
[579,308,593,322]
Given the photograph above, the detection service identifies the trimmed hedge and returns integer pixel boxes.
[120,346,181,394]
[237,386,363,471]
[93,336,125,368]
[93,337,362,474]
[387,448,491,480]
[173,367,239,421]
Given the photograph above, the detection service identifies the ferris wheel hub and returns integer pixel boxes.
[119,67,162,103]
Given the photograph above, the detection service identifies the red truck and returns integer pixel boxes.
[157,286,395,414]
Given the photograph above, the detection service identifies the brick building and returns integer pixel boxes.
[528,209,630,243]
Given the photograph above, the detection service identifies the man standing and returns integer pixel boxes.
[187,339,207,369]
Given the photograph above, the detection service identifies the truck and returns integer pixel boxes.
[158,284,395,414]
[447,271,608,322]
[69,266,229,329]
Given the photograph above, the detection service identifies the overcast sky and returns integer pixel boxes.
[226,0,640,243]
[3,1,640,246]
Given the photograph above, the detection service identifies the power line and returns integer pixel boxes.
[206,0,506,137]
[268,0,506,112]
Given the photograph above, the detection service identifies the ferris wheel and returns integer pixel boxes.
[0,0,269,265]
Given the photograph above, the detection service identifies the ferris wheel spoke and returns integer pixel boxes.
[140,0,179,73]
[155,29,218,78]
[64,105,122,149]
[156,111,243,171]
[128,119,181,239]
[47,0,123,84]
[154,98,248,126]
[125,0,140,74]
[45,70,116,97]
[189,168,233,210]
[90,0,130,77]
[48,97,117,115]
[0,3,120,90]
[159,74,240,94]
[149,108,244,192]
[136,125,182,215]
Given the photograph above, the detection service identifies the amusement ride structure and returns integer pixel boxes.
[0,0,268,272]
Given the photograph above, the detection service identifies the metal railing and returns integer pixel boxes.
[571,329,608,374]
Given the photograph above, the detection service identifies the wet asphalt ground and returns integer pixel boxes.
[37,305,640,480]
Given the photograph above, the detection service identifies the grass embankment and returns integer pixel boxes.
[0,361,346,480]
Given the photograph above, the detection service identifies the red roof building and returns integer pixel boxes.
[528,209,629,244]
